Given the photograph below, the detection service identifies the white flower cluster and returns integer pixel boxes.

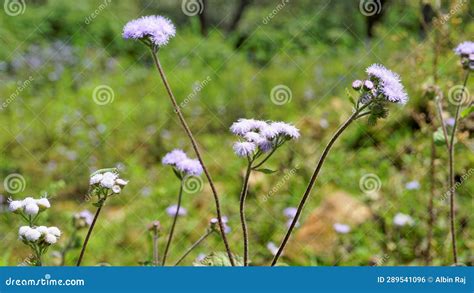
[90,171,128,194]
[8,197,51,216]
[230,119,300,158]
[19,226,61,245]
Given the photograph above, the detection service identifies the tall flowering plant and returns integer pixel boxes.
[76,168,128,266]
[230,119,299,265]
[123,15,234,265]
[8,197,60,266]
[270,64,409,265]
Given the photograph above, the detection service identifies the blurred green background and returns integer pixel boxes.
[0,0,472,266]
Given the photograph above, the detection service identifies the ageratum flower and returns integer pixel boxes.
[454,41,474,56]
[333,223,351,234]
[162,149,203,176]
[166,204,187,217]
[233,141,256,157]
[366,64,408,104]
[393,213,414,227]
[122,15,176,47]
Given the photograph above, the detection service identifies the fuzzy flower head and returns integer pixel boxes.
[333,223,351,234]
[162,149,203,177]
[393,213,414,227]
[230,118,299,159]
[166,204,187,217]
[89,169,128,197]
[74,210,94,229]
[123,15,176,48]
[365,64,408,104]
[454,41,474,56]
[18,226,61,245]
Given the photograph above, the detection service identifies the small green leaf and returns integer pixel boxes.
[254,168,277,174]
[433,128,446,147]
[193,252,244,266]
[461,106,474,118]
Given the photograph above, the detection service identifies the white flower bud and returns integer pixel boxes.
[18,226,30,237]
[22,197,36,206]
[90,174,103,185]
[44,233,57,244]
[8,200,24,213]
[36,198,51,210]
[100,172,117,189]
[24,228,41,242]
[47,227,61,237]
[36,226,49,235]
[112,185,121,194]
[115,179,128,186]
[24,203,39,216]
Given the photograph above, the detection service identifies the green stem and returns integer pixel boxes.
[76,198,105,266]
[239,162,253,266]
[162,181,184,266]
[174,229,213,266]
[150,49,235,266]
[271,106,365,266]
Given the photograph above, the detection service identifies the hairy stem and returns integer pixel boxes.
[271,109,360,266]
[174,229,213,266]
[239,162,252,266]
[76,203,103,266]
[425,136,436,265]
[150,50,234,266]
[447,71,469,264]
[152,229,159,266]
[162,182,184,266]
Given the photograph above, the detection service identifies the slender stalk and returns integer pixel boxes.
[152,229,159,266]
[239,162,252,266]
[174,229,213,266]
[76,204,103,266]
[425,136,436,265]
[150,49,235,266]
[60,229,77,266]
[162,182,184,266]
[271,109,361,266]
[447,71,469,264]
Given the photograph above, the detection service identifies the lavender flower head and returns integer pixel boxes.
[333,223,351,234]
[212,216,231,233]
[230,118,299,157]
[123,15,176,47]
[454,41,474,56]
[366,64,408,104]
[166,204,187,217]
[393,213,414,227]
[283,207,300,228]
[162,149,203,176]
[74,210,94,228]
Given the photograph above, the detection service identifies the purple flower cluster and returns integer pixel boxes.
[166,204,187,217]
[162,149,203,176]
[230,119,300,157]
[283,207,300,228]
[365,64,409,105]
[454,41,474,56]
[123,15,176,47]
